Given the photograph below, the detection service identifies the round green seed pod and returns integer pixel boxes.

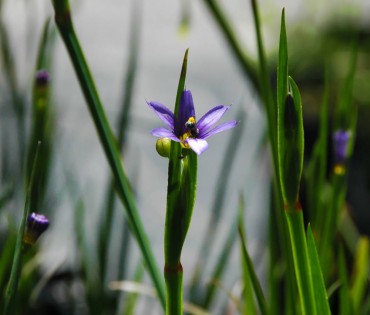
[156,138,171,158]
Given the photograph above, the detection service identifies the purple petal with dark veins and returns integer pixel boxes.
[200,120,238,139]
[197,105,231,135]
[151,127,181,142]
[147,101,175,130]
[177,90,196,135]
[186,138,209,155]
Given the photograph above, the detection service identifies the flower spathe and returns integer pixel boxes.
[148,90,238,155]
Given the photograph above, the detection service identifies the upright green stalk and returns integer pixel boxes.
[276,10,317,315]
[2,144,41,315]
[163,50,197,315]
[50,0,165,308]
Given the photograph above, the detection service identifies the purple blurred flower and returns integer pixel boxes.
[333,129,351,165]
[35,70,50,86]
[23,212,50,245]
[148,90,238,155]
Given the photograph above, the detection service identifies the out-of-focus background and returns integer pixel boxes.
[1,0,369,313]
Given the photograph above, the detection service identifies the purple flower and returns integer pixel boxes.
[35,70,50,86]
[333,129,351,165]
[148,90,238,155]
[23,212,50,245]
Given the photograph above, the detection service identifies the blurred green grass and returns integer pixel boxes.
[1,0,369,314]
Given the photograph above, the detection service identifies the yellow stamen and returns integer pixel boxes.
[180,133,191,148]
[180,116,198,148]
[334,164,346,176]
[186,117,196,124]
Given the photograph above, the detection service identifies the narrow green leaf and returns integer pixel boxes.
[339,246,353,315]
[251,0,278,168]
[350,237,369,313]
[238,197,257,315]
[305,68,329,227]
[98,0,142,286]
[307,225,331,315]
[336,41,358,131]
[277,12,304,208]
[201,214,239,308]
[277,8,288,118]
[50,2,165,307]
[2,143,41,315]
[0,230,17,296]
[320,45,358,275]
[288,76,304,178]
[163,50,193,315]
[285,209,316,315]
[164,49,190,267]
[238,199,268,315]
[189,108,246,302]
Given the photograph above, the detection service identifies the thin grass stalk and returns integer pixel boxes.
[285,205,316,315]
[163,50,201,315]
[306,225,331,315]
[305,68,329,228]
[351,237,369,313]
[189,108,245,301]
[319,44,358,275]
[273,10,300,314]
[0,12,26,173]
[26,20,55,213]
[238,203,268,315]
[50,1,165,307]
[339,245,353,315]
[201,215,239,308]
[98,0,141,285]
[2,143,41,315]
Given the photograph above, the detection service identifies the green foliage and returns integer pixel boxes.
[1,1,369,314]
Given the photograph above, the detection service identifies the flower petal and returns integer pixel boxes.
[151,127,181,142]
[201,120,238,139]
[186,138,209,155]
[177,90,196,135]
[197,105,231,135]
[147,101,175,131]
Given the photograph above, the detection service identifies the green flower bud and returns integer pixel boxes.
[156,138,171,158]
[23,212,50,245]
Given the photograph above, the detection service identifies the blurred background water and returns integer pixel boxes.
[1,0,370,313]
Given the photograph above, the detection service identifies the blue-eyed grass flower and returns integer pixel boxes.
[148,90,238,155]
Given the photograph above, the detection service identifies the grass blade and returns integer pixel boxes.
[285,208,316,315]
[339,246,353,315]
[2,143,41,315]
[307,225,331,315]
[98,0,142,286]
[189,108,245,301]
[238,197,268,315]
[201,214,239,309]
[350,237,369,313]
[50,1,165,307]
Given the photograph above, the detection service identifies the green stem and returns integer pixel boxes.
[319,173,346,275]
[285,204,316,315]
[50,2,165,308]
[164,263,183,315]
[3,144,41,315]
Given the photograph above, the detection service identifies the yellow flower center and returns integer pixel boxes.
[180,117,198,148]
